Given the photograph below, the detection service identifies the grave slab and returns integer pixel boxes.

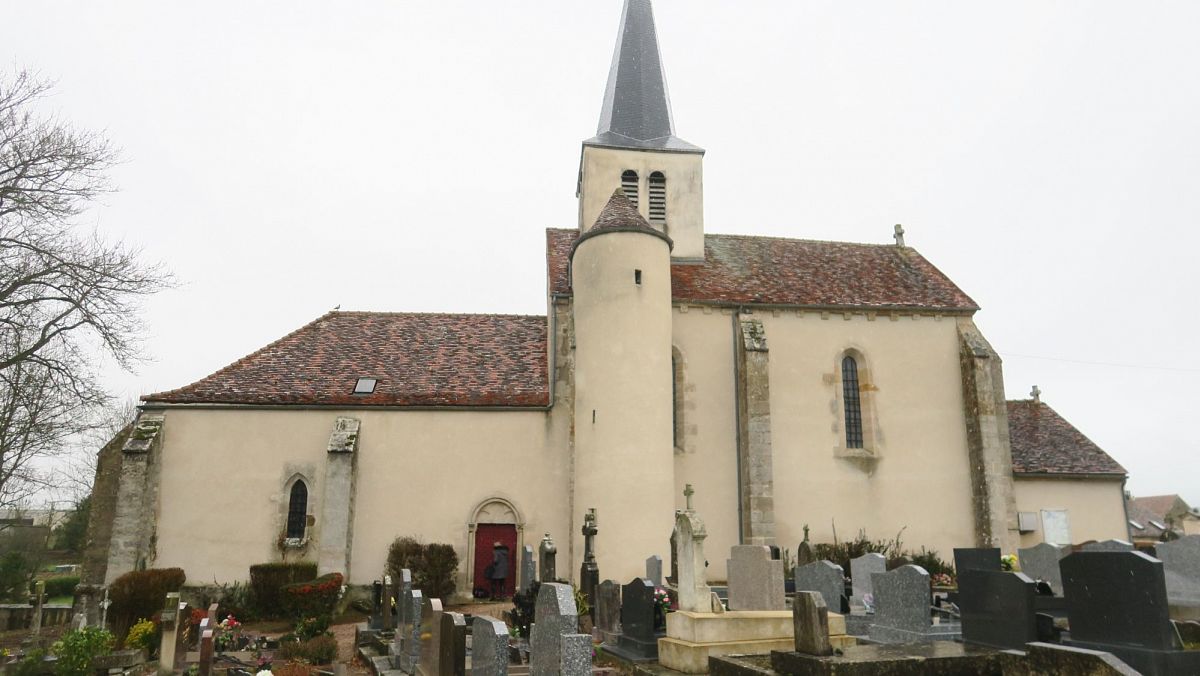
[792,561,844,614]
[727,545,785,611]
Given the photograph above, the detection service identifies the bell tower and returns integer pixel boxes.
[578,0,705,261]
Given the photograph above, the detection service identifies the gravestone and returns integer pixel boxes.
[792,591,832,656]
[398,588,424,673]
[559,633,592,676]
[796,542,817,567]
[646,555,663,587]
[30,580,44,635]
[953,548,1001,574]
[1081,539,1134,552]
[472,616,509,676]
[869,565,935,644]
[594,580,621,644]
[793,560,845,613]
[1018,543,1067,596]
[372,580,384,630]
[959,569,1038,650]
[437,612,466,676]
[668,523,679,585]
[1155,534,1200,607]
[415,596,444,676]
[382,575,396,631]
[157,593,181,676]
[538,534,557,583]
[530,582,578,676]
[206,603,219,626]
[849,553,886,604]
[198,630,214,676]
[727,545,785,610]
[519,546,536,594]
[1061,550,1200,676]
[580,508,600,619]
[673,485,711,612]
[607,578,661,662]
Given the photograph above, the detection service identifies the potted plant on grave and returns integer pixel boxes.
[653,588,672,631]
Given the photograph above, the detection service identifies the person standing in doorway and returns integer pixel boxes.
[488,542,510,600]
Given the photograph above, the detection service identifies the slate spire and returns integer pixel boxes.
[589,0,701,152]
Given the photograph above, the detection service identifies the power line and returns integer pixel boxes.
[999,352,1200,374]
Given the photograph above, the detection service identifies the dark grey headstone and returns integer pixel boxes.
[398,588,424,673]
[437,612,466,676]
[959,569,1038,650]
[1018,543,1066,596]
[796,541,817,567]
[1081,539,1134,552]
[471,616,509,676]
[606,578,660,662]
[382,575,397,631]
[953,548,1001,574]
[1061,551,1174,649]
[519,546,536,594]
[793,560,845,612]
[1155,535,1200,606]
[595,580,621,641]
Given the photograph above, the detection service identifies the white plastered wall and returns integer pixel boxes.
[1013,477,1129,548]
[150,406,569,591]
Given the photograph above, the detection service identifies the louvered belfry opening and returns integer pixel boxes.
[621,170,640,207]
[648,171,667,227]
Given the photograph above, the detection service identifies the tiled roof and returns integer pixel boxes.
[1129,494,1187,520]
[1007,400,1126,476]
[144,312,549,407]
[1126,501,1170,539]
[547,229,978,311]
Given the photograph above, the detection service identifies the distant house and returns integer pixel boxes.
[1007,395,1129,548]
[1127,494,1200,549]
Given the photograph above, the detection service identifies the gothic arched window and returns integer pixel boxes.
[621,170,639,208]
[648,171,667,227]
[841,356,864,449]
[286,480,308,539]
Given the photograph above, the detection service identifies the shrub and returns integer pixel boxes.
[384,537,424,580]
[277,635,338,665]
[281,573,343,620]
[272,659,314,676]
[43,576,80,598]
[421,544,459,601]
[294,615,330,641]
[52,627,114,676]
[249,562,318,618]
[9,649,48,676]
[108,568,185,641]
[909,548,954,578]
[124,618,157,654]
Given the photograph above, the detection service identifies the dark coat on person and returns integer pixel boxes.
[489,547,510,579]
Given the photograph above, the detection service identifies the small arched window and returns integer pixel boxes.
[621,170,639,208]
[286,480,308,539]
[648,172,667,227]
[841,356,864,449]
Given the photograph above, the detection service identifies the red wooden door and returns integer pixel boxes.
[473,524,518,598]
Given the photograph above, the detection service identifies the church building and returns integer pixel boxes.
[97,0,1130,597]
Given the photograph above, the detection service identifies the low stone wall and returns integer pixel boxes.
[0,604,73,631]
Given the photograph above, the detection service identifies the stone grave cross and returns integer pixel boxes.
[539,533,557,582]
[580,508,599,619]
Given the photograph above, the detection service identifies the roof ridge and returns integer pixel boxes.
[331,310,546,320]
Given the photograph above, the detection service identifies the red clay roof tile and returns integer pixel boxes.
[143,312,549,407]
[1007,400,1126,476]
[547,228,978,310]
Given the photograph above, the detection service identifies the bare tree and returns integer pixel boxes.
[0,69,171,511]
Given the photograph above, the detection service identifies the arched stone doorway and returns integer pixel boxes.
[466,498,524,599]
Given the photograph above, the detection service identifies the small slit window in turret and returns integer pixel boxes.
[635,269,642,285]
[353,377,378,394]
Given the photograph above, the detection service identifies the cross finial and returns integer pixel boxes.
[894,224,906,246]
[684,483,695,511]
[1031,385,1041,403]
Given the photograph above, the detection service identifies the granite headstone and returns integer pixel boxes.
[529,582,578,676]
[959,569,1038,650]
[519,546,536,594]
[1155,534,1200,607]
[1018,543,1067,596]
[607,578,661,662]
[727,545,786,610]
[471,616,509,676]
[792,591,832,657]
[953,548,1001,574]
[399,588,424,673]
[849,553,886,603]
[415,596,444,676]
[793,560,845,613]
[559,634,592,676]
[594,580,621,643]
[869,565,933,643]
[437,612,466,676]
[646,555,663,587]
[1080,539,1134,552]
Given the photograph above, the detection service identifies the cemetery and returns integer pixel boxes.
[9,485,1198,675]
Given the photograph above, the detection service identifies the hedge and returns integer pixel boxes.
[276,634,338,665]
[42,576,80,598]
[281,572,343,620]
[385,538,459,601]
[108,568,185,645]
[249,562,318,618]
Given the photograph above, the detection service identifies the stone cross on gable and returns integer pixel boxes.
[1031,385,1041,403]
[684,484,694,511]
[894,224,906,246]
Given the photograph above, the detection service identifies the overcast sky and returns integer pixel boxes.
[5,1,1198,506]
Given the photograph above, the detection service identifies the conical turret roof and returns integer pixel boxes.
[573,189,673,255]
[586,0,702,153]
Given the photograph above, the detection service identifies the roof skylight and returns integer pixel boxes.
[354,378,378,394]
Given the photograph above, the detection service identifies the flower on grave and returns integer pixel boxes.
[256,671,273,676]
[931,573,954,588]
[219,614,241,631]
[1001,554,1018,572]
[652,588,673,613]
